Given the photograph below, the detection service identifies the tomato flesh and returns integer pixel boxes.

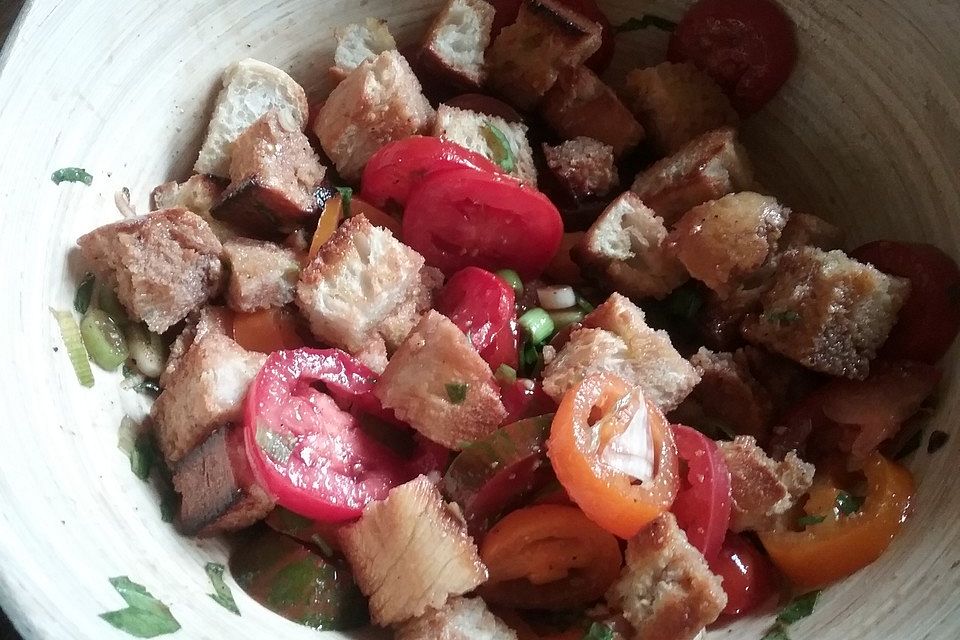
[851,241,960,363]
[501,379,557,425]
[360,136,501,210]
[709,534,777,617]
[668,0,797,114]
[403,168,564,280]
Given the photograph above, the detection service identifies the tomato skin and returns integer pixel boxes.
[360,136,501,210]
[709,534,777,617]
[851,241,960,363]
[668,0,797,114]
[403,168,564,280]
[670,425,732,561]
[501,379,557,425]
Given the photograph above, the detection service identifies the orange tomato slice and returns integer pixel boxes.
[307,196,345,264]
[233,307,306,354]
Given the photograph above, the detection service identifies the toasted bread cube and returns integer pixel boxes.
[77,208,224,334]
[397,597,518,640]
[296,215,426,353]
[433,104,537,185]
[212,110,326,237]
[623,63,738,154]
[543,137,619,199]
[630,127,754,226]
[195,59,309,177]
[173,425,274,537]
[486,0,602,109]
[222,238,300,312]
[315,50,434,182]
[161,305,234,388]
[688,348,774,440]
[340,476,488,626]
[332,18,397,80]
[543,294,700,411]
[741,247,910,379]
[574,192,687,300]
[718,436,815,532]
[541,66,644,158]
[151,333,266,464]
[419,0,495,90]
[152,174,225,215]
[606,514,726,640]
[376,311,507,449]
[779,212,846,251]
[355,337,389,375]
[668,192,789,298]
[379,265,445,352]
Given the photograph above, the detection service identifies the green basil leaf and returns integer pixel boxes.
[583,622,615,640]
[835,491,864,516]
[52,167,93,185]
[760,625,791,640]
[205,562,240,615]
[445,382,469,405]
[777,590,822,625]
[99,576,181,638]
[797,513,827,527]
[130,433,157,481]
[481,123,516,173]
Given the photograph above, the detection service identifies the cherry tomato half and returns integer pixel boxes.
[851,241,960,363]
[403,168,564,280]
[668,0,797,114]
[670,425,732,561]
[360,136,501,210]
[709,534,777,617]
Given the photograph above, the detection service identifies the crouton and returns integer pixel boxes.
[741,247,910,379]
[332,18,397,80]
[433,104,537,185]
[355,337,389,374]
[161,305,234,388]
[779,212,846,251]
[623,63,738,154]
[296,215,427,353]
[195,58,309,178]
[630,127,754,226]
[213,110,326,237]
[667,192,789,299]
[687,348,774,440]
[379,266,445,352]
[151,333,266,464]
[152,174,225,215]
[574,192,687,300]
[315,50,434,182]
[419,0,495,90]
[375,311,507,449]
[77,208,224,334]
[397,597,518,640]
[340,476,488,626]
[543,294,700,411]
[486,0,602,110]
[541,66,645,158]
[606,514,726,640]
[543,137,619,199]
[222,238,300,312]
[173,425,274,537]
[718,436,815,532]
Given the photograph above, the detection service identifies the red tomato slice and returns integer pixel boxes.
[670,425,732,561]
[244,349,429,522]
[403,168,564,280]
[668,0,797,114]
[500,379,557,425]
[709,534,778,617]
[435,267,519,370]
[851,241,960,363]
[360,136,501,210]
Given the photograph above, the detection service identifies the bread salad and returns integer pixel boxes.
[52,0,959,638]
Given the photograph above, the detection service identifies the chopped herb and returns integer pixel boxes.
[256,424,297,465]
[797,514,827,527]
[99,576,181,638]
[767,310,801,325]
[130,433,157,481]
[205,562,240,615]
[446,382,469,405]
[761,628,791,640]
[495,364,518,384]
[136,379,161,398]
[664,285,703,320]
[51,167,93,186]
[519,338,544,378]
[51,308,94,387]
[928,429,950,454]
[614,14,677,34]
[777,590,821,624]
[835,491,864,515]
[74,273,96,314]
[481,123,516,173]
[336,187,353,217]
[583,622,614,640]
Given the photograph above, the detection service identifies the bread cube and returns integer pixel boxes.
[623,62,738,154]
[375,311,507,449]
[195,58,309,177]
[152,174,225,215]
[77,208,224,334]
[379,265,445,352]
[340,477,488,626]
[486,0,601,109]
[574,192,687,300]
[332,18,397,80]
[606,514,726,640]
[315,50,434,182]
[419,0,495,90]
[433,104,537,185]
[355,337,389,375]
[222,238,300,312]
[630,127,753,226]
[541,66,644,158]
[152,333,265,464]
[296,215,426,353]
[779,212,846,251]
[543,137,619,199]
[397,597,518,640]
[741,247,910,379]
[161,305,234,388]
[687,348,774,440]
[668,192,789,298]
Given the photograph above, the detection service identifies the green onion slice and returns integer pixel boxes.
[52,309,94,387]
[518,308,555,344]
[80,309,129,371]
